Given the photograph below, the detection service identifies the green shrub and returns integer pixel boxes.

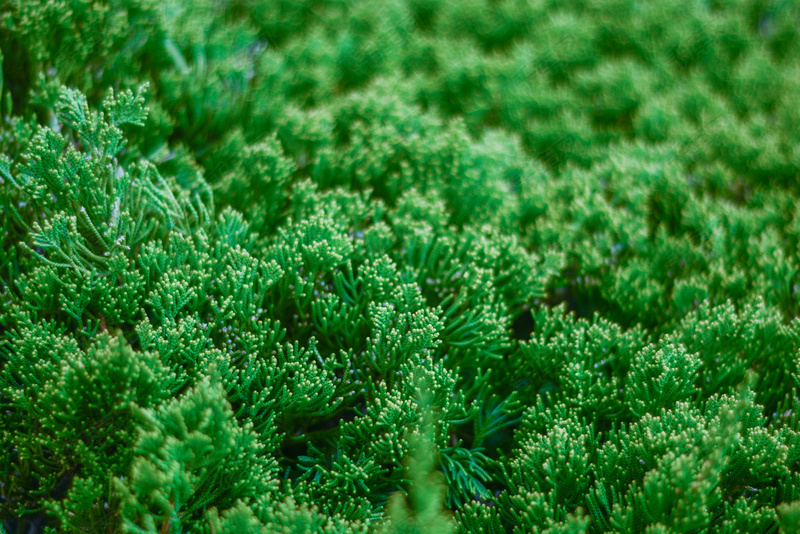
[3,0,800,532]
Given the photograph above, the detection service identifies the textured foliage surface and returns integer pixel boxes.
[2,0,800,532]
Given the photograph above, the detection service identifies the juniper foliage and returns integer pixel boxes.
[2,0,800,532]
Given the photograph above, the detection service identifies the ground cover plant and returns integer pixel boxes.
[2,0,800,532]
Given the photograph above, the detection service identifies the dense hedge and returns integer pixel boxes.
[3,0,800,532]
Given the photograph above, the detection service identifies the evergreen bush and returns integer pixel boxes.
[2,0,800,532]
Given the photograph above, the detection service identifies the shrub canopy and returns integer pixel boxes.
[3,0,800,532]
